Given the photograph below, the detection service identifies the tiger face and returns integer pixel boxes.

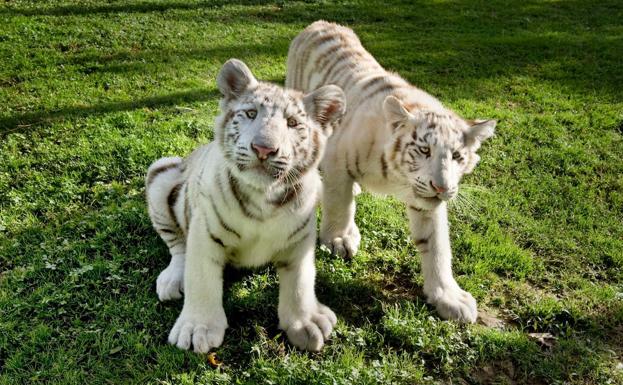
[383,96,496,202]
[215,59,345,188]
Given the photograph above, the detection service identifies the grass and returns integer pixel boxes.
[1,0,622,383]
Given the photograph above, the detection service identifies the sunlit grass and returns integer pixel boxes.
[1,1,622,384]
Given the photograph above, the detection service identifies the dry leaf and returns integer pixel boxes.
[206,352,222,367]
[109,346,123,355]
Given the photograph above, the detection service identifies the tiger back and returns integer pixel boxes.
[286,21,497,324]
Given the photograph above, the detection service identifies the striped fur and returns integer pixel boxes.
[146,59,344,353]
[286,21,497,323]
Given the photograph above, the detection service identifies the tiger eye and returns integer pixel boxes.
[419,146,430,155]
[287,117,298,127]
[245,109,257,119]
[452,151,461,160]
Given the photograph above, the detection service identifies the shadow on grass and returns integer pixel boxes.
[2,0,621,140]
[16,0,621,105]
[0,0,273,16]
[0,88,221,138]
[2,195,622,382]
[69,42,289,75]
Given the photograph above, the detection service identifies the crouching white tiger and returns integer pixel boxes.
[145,59,346,352]
[287,21,496,323]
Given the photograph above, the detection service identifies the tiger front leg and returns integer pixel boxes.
[319,169,361,258]
[156,248,185,302]
[407,204,477,323]
[276,235,337,351]
[168,216,228,353]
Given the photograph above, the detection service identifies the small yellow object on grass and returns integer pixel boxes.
[206,352,222,368]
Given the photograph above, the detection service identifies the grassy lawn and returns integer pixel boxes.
[1,0,622,383]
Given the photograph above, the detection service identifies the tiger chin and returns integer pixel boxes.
[145,59,346,352]
[286,21,497,323]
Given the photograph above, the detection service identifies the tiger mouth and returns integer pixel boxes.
[246,163,284,180]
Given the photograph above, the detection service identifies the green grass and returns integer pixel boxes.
[1,0,622,384]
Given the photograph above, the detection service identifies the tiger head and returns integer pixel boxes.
[382,95,496,205]
[215,59,345,187]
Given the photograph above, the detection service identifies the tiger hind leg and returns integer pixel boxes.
[146,157,187,301]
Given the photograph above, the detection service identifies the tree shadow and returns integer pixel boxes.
[0,0,272,17]
[67,42,288,75]
[2,188,621,383]
[0,88,220,138]
[3,0,621,140]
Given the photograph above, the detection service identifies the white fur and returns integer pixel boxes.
[287,22,496,323]
[146,59,344,351]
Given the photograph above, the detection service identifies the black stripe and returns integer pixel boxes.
[366,137,376,160]
[183,184,191,233]
[209,195,241,238]
[274,260,291,270]
[297,30,324,88]
[160,235,179,243]
[227,170,261,220]
[270,183,301,207]
[409,205,423,212]
[380,153,388,179]
[361,76,385,91]
[290,34,304,88]
[167,239,184,248]
[361,83,395,104]
[315,43,342,69]
[415,238,429,247]
[215,171,231,209]
[355,151,363,176]
[346,164,357,180]
[219,109,235,147]
[319,50,353,86]
[344,150,358,179]
[287,215,312,240]
[209,232,225,248]
[294,130,320,176]
[147,162,178,186]
[340,71,355,92]
[157,228,176,234]
[326,60,353,89]
[152,219,173,228]
[306,36,339,88]
[390,136,402,162]
[400,142,412,165]
[167,183,182,231]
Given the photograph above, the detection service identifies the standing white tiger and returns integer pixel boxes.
[146,59,345,352]
[286,21,496,323]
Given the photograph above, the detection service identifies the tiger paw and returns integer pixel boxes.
[157,264,184,301]
[168,309,227,353]
[280,303,337,352]
[426,285,477,323]
[320,225,360,259]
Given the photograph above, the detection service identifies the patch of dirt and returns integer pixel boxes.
[477,310,508,330]
[378,272,424,302]
[470,360,547,385]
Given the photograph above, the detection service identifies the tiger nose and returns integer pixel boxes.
[431,181,448,193]
[252,143,278,160]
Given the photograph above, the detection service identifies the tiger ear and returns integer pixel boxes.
[383,95,412,131]
[217,59,258,98]
[303,84,346,129]
[464,119,496,149]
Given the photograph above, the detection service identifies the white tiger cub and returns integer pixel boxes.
[146,59,346,352]
[286,21,496,323]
